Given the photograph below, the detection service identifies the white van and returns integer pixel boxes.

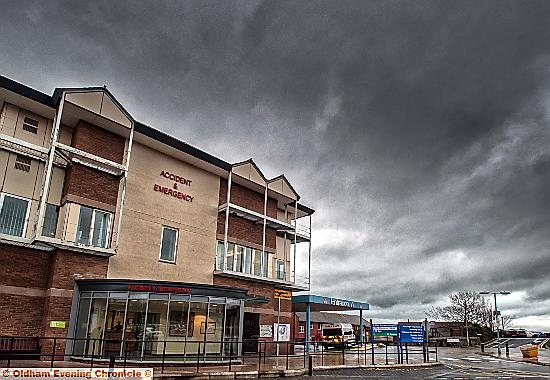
[321,323,356,348]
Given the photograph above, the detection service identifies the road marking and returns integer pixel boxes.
[441,357,460,361]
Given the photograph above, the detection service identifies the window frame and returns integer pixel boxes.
[41,203,59,238]
[76,205,113,249]
[22,116,39,134]
[299,325,305,334]
[0,193,31,238]
[159,225,178,264]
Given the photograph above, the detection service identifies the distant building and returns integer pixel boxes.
[293,312,369,342]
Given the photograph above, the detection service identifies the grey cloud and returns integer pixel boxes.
[2,0,550,328]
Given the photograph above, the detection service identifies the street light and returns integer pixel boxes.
[479,291,511,356]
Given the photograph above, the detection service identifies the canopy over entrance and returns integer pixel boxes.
[292,294,369,312]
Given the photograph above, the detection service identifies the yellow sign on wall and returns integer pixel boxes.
[274,289,292,300]
[49,321,66,328]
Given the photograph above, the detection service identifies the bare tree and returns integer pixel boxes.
[426,290,493,327]
[501,314,514,330]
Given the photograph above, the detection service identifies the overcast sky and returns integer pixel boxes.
[2,0,550,330]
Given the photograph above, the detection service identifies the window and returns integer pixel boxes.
[0,193,30,237]
[160,226,178,263]
[216,241,272,278]
[22,117,39,134]
[310,324,314,330]
[76,205,112,248]
[14,155,32,172]
[226,243,235,270]
[41,203,59,237]
[276,259,285,280]
[299,325,305,334]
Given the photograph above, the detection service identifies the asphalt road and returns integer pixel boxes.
[303,347,550,379]
[485,337,548,349]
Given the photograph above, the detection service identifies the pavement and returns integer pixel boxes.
[482,337,550,367]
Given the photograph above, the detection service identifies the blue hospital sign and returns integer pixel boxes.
[399,324,424,343]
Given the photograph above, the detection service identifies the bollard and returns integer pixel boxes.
[308,355,313,376]
[505,341,509,357]
[481,343,484,353]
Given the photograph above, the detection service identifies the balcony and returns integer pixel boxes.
[218,202,311,242]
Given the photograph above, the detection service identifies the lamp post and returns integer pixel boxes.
[479,291,511,356]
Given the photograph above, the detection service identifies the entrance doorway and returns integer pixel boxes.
[242,313,259,353]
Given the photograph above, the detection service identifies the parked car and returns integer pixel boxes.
[516,329,528,338]
[531,331,544,338]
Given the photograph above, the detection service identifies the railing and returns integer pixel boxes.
[0,336,437,375]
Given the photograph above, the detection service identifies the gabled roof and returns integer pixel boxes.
[0,75,315,211]
[268,174,300,201]
[232,158,268,183]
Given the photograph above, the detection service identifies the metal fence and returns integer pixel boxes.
[0,336,439,375]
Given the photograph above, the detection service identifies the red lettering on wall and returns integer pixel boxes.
[153,184,194,202]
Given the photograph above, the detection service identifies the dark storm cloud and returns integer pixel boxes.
[2,0,550,327]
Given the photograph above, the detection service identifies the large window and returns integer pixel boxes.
[160,226,178,263]
[276,259,285,280]
[0,193,30,237]
[76,205,112,248]
[74,291,243,360]
[216,241,271,278]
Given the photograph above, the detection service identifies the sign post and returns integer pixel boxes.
[274,289,291,356]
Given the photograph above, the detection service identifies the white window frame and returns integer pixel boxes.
[0,193,31,238]
[76,205,113,249]
[159,226,178,264]
[299,325,305,334]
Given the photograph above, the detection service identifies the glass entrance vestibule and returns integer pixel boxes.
[68,280,247,362]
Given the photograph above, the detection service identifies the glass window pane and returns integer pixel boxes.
[187,302,208,355]
[160,227,177,262]
[215,241,224,270]
[277,260,285,280]
[235,246,244,273]
[223,303,240,356]
[261,252,269,277]
[145,299,169,355]
[42,203,59,238]
[0,195,29,237]
[244,248,252,274]
[125,297,148,359]
[92,210,111,248]
[72,298,91,357]
[105,298,127,356]
[76,206,93,245]
[88,298,107,357]
[253,250,262,276]
[167,298,190,355]
[205,303,225,356]
[226,243,234,271]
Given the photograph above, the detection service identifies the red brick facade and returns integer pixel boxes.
[62,164,120,207]
[0,243,109,356]
[71,120,126,164]
[216,214,277,250]
[213,276,292,354]
[219,179,278,218]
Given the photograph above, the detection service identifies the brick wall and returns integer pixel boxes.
[0,242,108,359]
[62,164,120,207]
[217,214,276,249]
[219,179,278,218]
[41,249,108,356]
[213,275,292,354]
[71,120,126,163]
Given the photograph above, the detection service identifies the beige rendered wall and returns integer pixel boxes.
[1,103,52,148]
[109,143,221,284]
